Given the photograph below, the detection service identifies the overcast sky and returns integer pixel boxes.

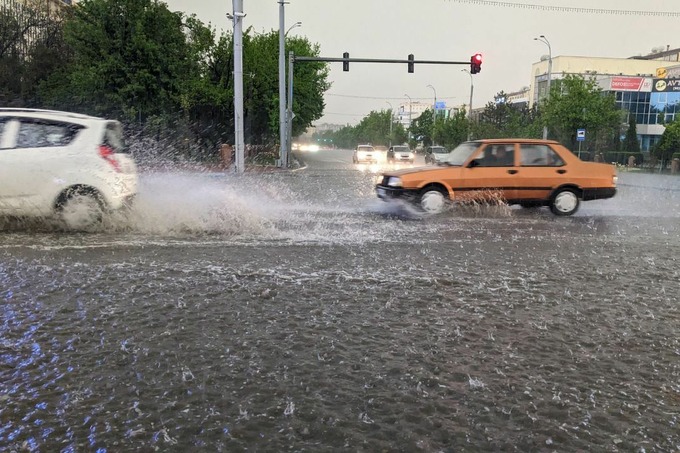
[164,0,679,126]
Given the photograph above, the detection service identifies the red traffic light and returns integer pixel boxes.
[470,53,482,74]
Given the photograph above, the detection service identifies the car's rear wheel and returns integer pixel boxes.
[550,188,580,216]
[418,186,448,214]
[58,189,105,230]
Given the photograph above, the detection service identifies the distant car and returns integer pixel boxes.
[0,108,138,229]
[353,144,378,164]
[424,145,449,164]
[375,139,617,215]
[386,145,414,164]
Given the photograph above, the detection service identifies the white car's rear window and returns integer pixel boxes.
[104,122,129,154]
[357,146,373,151]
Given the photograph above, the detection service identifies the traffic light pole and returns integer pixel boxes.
[284,54,476,167]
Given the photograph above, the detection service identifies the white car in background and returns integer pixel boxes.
[0,108,138,229]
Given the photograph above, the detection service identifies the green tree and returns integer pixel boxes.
[541,74,619,151]
[409,110,433,147]
[436,109,469,149]
[653,116,680,163]
[622,115,640,152]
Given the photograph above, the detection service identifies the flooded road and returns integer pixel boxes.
[2,149,680,451]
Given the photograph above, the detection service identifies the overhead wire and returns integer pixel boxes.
[447,0,680,17]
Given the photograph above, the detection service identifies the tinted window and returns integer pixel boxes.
[475,144,515,167]
[520,144,564,166]
[393,146,410,152]
[104,122,129,154]
[16,120,83,148]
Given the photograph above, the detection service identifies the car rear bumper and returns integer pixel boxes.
[582,187,617,201]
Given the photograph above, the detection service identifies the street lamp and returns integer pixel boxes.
[404,94,412,142]
[426,84,437,145]
[278,1,287,167]
[462,69,474,140]
[385,101,393,146]
[534,34,552,140]
[285,21,301,36]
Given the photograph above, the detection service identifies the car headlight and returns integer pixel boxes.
[387,176,402,187]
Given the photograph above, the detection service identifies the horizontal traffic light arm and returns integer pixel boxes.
[294,56,471,65]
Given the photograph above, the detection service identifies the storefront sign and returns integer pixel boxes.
[610,76,648,91]
[652,78,680,92]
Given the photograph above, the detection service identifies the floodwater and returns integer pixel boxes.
[1,150,679,452]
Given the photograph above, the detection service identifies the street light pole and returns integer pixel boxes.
[232,0,245,173]
[385,101,393,146]
[404,94,412,143]
[285,21,301,36]
[462,69,474,140]
[427,84,437,146]
[278,0,287,167]
[534,34,552,140]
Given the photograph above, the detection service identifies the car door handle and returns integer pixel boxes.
[507,169,518,174]
[557,169,567,174]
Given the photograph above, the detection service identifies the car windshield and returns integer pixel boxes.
[357,146,373,151]
[393,146,410,152]
[431,147,448,154]
[439,142,479,166]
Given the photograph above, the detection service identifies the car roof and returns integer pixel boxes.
[0,108,108,123]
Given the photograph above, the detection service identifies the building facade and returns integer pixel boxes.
[529,52,680,151]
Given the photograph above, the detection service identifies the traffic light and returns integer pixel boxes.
[470,53,482,74]
[408,54,414,73]
[343,52,349,71]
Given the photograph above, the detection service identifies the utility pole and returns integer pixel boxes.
[385,101,393,146]
[427,84,436,146]
[278,0,287,167]
[232,0,245,173]
[534,35,552,140]
[462,69,474,140]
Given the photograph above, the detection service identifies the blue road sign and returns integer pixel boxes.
[577,128,586,142]
[435,101,446,110]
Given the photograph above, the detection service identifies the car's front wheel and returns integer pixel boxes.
[550,188,580,216]
[418,186,448,214]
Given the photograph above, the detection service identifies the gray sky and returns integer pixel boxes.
[164,0,679,126]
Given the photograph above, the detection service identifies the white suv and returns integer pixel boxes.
[0,108,138,229]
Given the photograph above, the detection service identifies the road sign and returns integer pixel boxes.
[435,101,446,110]
[577,129,586,141]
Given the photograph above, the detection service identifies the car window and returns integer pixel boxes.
[431,147,448,154]
[475,144,515,167]
[357,146,373,151]
[442,142,479,166]
[16,120,83,148]
[393,146,409,151]
[520,144,564,167]
[104,122,129,154]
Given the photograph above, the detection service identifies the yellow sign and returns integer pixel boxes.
[656,67,668,78]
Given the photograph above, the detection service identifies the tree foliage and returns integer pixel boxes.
[622,115,640,153]
[653,116,680,162]
[541,74,620,151]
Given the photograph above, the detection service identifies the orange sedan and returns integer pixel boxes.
[375,139,617,216]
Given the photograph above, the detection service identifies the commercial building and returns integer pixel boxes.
[528,48,680,151]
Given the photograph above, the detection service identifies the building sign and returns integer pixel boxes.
[610,76,650,92]
[657,65,680,79]
[435,101,446,110]
[652,78,680,92]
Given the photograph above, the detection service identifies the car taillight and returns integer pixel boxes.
[99,145,121,172]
